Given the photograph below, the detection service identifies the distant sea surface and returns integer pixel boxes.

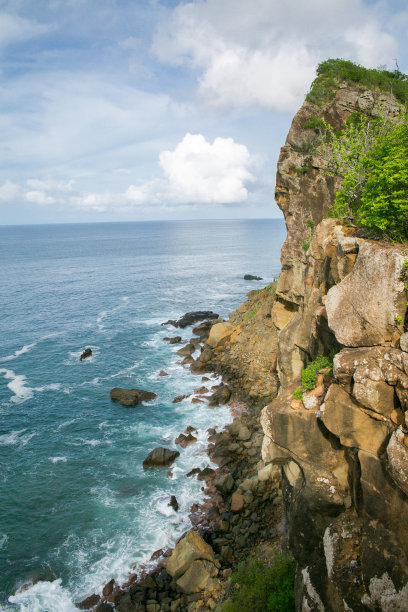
[0,219,285,611]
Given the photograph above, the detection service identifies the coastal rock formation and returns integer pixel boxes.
[109,387,157,406]
[79,348,92,361]
[142,447,180,468]
[162,311,219,329]
[258,81,408,611]
[244,274,263,280]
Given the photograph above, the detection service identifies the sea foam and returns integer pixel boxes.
[0,343,37,363]
[0,369,34,403]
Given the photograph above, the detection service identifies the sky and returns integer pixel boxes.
[0,0,408,224]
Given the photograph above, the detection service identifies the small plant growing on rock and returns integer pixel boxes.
[222,555,296,612]
[293,353,335,399]
[395,315,403,324]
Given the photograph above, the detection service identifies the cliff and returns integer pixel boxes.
[209,65,408,610]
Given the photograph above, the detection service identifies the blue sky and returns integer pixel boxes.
[1,0,407,224]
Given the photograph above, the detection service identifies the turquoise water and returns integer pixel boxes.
[0,219,285,611]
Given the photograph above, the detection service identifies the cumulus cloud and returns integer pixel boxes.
[25,190,56,205]
[153,0,398,111]
[126,133,255,206]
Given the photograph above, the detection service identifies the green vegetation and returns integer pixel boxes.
[244,307,257,322]
[306,58,408,106]
[319,112,408,241]
[222,555,296,612]
[293,353,335,399]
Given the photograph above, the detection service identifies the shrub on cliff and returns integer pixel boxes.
[307,58,408,106]
[222,555,296,612]
[318,110,408,241]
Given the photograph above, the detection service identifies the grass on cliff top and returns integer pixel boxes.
[222,555,296,612]
[306,58,408,106]
[243,280,277,323]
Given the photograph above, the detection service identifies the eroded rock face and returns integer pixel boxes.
[110,387,157,406]
[165,530,218,593]
[261,84,408,611]
[142,447,180,469]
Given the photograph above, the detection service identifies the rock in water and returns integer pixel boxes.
[142,447,180,468]
[162,311,219,328]
[168,495,179,511]
[79,348,92,361]
[244,274,263,280]
[110,388,157,406]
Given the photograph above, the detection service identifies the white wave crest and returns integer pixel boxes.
[0,429,36,447]
[8,578,77,612]
[0,369,34,403]
[0,343,37,363]
[49,457,67,464]
[0,533,8,549]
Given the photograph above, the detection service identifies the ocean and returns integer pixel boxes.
[0,218,285,611]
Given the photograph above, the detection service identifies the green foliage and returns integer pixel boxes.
[295,166,308,176]
[357,123,408,241]
[244,307,257,322]
[293,353,335,398]
[303,115,328,133]
[395,315,403,324]
[222,555,296,612]
[318,108,408,241]
[306,58,408,106]
[307,219,315,230]
[302,240,310,252]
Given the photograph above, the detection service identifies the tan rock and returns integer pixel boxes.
[326,242,406,347]
[352,378,394,417]
[166,531,215,580]
[321,384,389,454]
[230,491,244,512]
[386,429,408,496]
[176,559,218,594]
[207,322,233,348]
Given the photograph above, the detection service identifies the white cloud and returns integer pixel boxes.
[0,180,19,202]
[153,0,398,111]
[26,179,74,192]
[126,133,255,206]
[0,12,49,48]
[25,190,56,205]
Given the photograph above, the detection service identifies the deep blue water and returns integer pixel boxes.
[0,219,285,611]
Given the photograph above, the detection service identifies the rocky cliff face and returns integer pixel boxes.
[261,86,408,610]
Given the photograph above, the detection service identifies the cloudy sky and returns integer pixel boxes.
[1,0,407,224]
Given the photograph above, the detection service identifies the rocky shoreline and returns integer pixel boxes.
[77,308,285,612]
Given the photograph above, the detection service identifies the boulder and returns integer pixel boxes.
[163,336,182,344]
[79,348,92,361]
[166,530,215,580]
[110,388,157,406]
[172,394,190,403]
[208,385,231,407]
[215,473,234,494]
[321,384,390,454]
[177,343,195,357]
[231,491,245,512]
[159,370,168,376]
[325,241,406,347]
[176,559,218,594]
[168,495,179,512]
[175,433,197,448]
[162,312,219,329]
[76,594,101,609]
[244,274,263,280]
[142,447,180,469]
[192,320,215,340]
[386,429,408,496]
[207,322,233,348]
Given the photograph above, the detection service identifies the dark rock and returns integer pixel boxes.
[102,579,115,597]
[244,274,263,280]
[208,385,231,407]
[194,386,209,394]
[142,447,180,469]
[191,398,204,404]
[168,495,179,511]
[182,355,194,365]
[197,467,216,481]
[186,468,201,478]
[177,343,195,357]
[190,360,207,374]
[185,426,197,434]
[172,394,190,403]
[175,433,198,448]
[110,388,157,406]
[162,311,219,329]
[95,604,113,612]
[163,336,182,344]
[150,548,164,561]
[192,320,214,340]
[158,370,168,376]
[79,348,92,361]
[76,593,101,609]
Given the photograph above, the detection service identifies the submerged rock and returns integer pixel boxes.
[79,348,92,361]
[169,495,179,511]
[163,336,182,344]
[110,387,157,406]
[162,311,219,329]
[244,274,263,280]
[142,447,180,468]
